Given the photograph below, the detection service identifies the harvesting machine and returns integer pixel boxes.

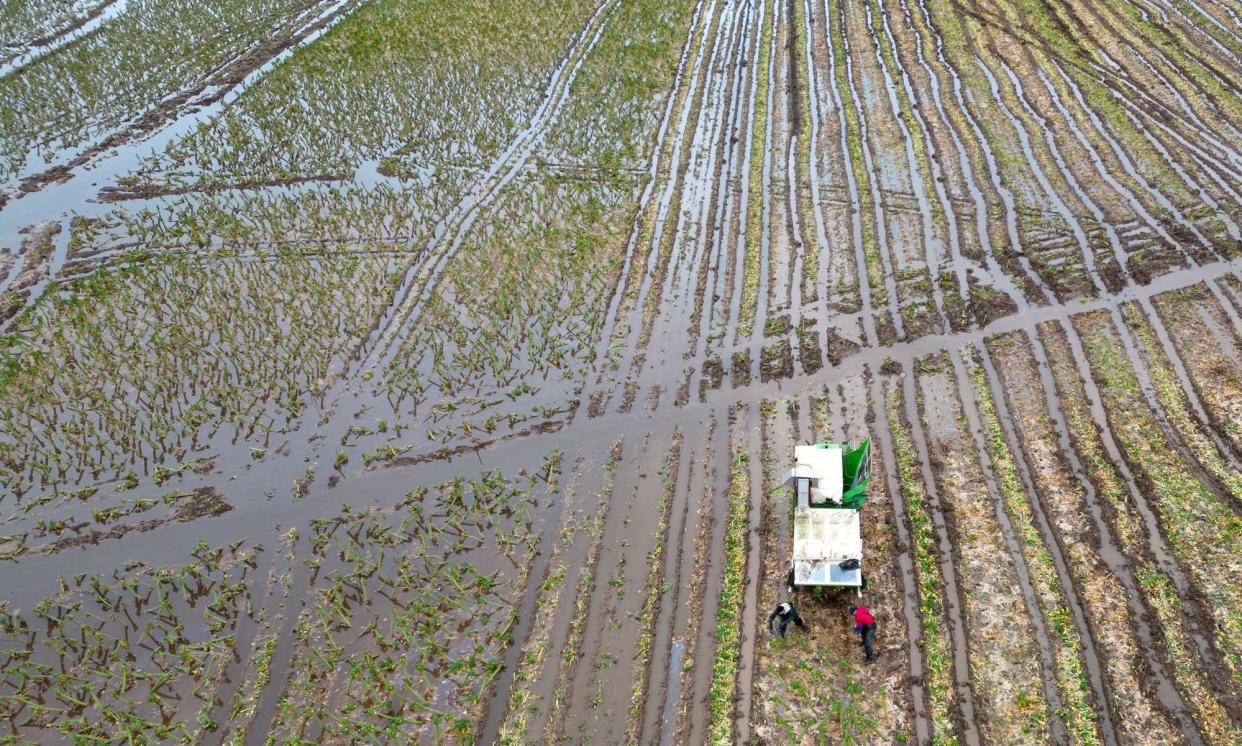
[783,441,872,595]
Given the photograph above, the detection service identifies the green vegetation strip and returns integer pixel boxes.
[0,254,395,502]
[963,345,1097,745]
[706,445,749,744]
[1043,320,1238,742]
[1122,305,1242,505]
[627,433,681,738]
[495,453,565,745]
[768,647,880,744]
[257,460,555,741]
[0,541,255,742]
[888,385,957,745]
[829,3,885,311]
[792,0,818,300]
[1076,313,1242,691]
[738,0,774,337]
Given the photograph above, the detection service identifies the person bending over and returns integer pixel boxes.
[850,604,877,662]
[768,601,807,639]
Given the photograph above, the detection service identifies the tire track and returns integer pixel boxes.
[659,0,749,337]
[1098,56,1242,174]
[636,0,739,357]
[1045,59,1242,261]
[785,38,805,336]
[901,366,981,745]
[0,0,129,80]
[762,0,795,325]
[1142,0,1242,68]
[696,2,757,361]
[947,348,1072,742]
[1045,316,1231,740]
[363,0,620,371]
[876,0,977,313]
[976,25,1242,536]
[908,0,1057,307]
[581,0,724,413]
[1066,0,1242,144]
[869,370,933,744]
[731,401,764,743]
[677,411,730,744]
[578,0,713,416]
[1004,55,1242,497]
[640,0,755,395]
[815,0,879,349]
[800,0,834,316]
[862,0,951,334]
[749,0,781,351]
[1001,328,1187,743]
[0,0,367,328]
[724,0,772,356]
[3,0,361,203]
[974,57,1106,300]
[837,0,905,342]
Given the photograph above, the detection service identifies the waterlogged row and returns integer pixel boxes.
[0,0,341,181]
[262,465,553,742]
[378,171,634,424]
[771,0,1242,349]
[0,459,556,742]
[0,0,105,64]
[0,252,398,500]
[72,167,475,256]
[124,0,603,189]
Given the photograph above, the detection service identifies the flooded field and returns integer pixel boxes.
[1,0,1241,741]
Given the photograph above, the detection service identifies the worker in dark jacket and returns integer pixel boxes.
[850,604,877,662]
[768,601,807,639]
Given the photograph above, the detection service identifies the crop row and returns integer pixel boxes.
[0,0,339,182]
[0,253,397,501]
[0,541,256,741]
[125,0,600,189]
[263,465,547,741]
[0,455,555,742]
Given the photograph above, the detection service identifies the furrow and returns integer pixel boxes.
[901,365,981,745]
[908,0,1057,307]
[363,0,621,370]
[1042,317,1237,742]
[578,0,717,416]
[839,0,906,342]
[996,329,1186,745]
[870,370,935,744]
[972,344,1114,744]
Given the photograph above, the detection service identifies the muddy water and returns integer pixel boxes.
[838,0,906,341]
[0,0,363,333]
[1034,320,1211,740]
[902,368,982,745]
[869,372,933,744]
[0,0,131,80]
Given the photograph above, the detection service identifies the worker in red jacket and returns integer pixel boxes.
[850,604,877,662]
